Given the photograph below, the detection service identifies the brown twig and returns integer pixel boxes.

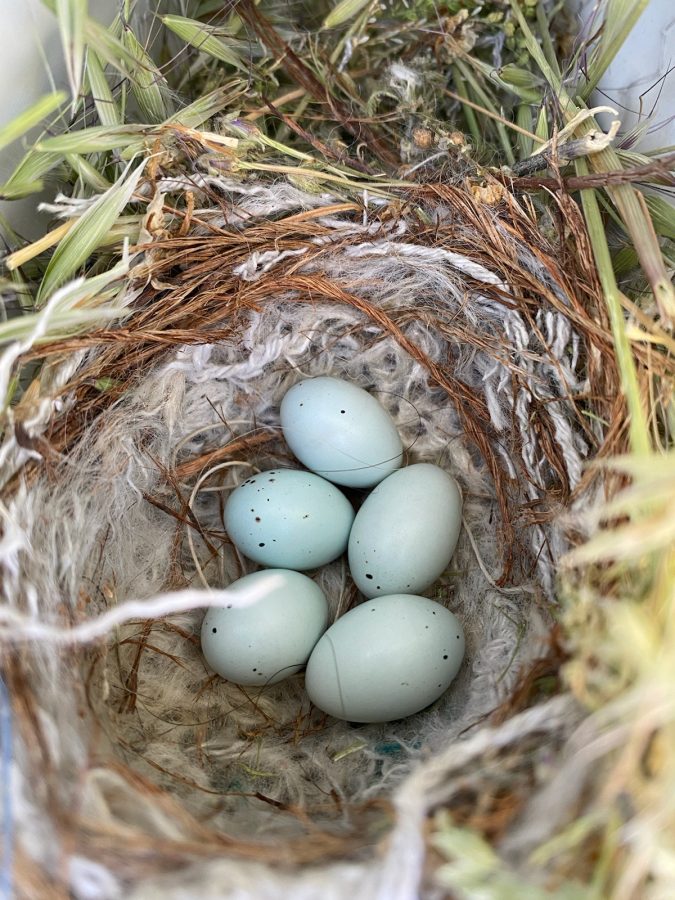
[502,152,675,191]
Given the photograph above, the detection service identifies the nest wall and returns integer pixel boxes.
[1,178,628,898]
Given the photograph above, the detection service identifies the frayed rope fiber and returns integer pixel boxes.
[0,179,623,898]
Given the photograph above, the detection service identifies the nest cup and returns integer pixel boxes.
[2,178,620,897]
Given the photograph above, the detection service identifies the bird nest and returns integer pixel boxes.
[0,171,642,898]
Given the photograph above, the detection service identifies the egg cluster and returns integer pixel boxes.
[200,376,465,723]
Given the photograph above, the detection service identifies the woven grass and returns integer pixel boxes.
[1,2,674,898]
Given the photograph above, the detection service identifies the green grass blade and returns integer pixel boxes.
[166,84,245,128]
[535,0,561,81]
[322,0,372,29]
[55,0,87,107]
[576,159,650,455]
[489,64,542,103]
[84,16,139,72]
[0,256,130,402]
[516,105,534,158]
[161,15,249,71]
[509,0,674,321]
[455,59,515,165]
[86,48,121,127]
[507,0,561,96]
[582,0,650,98]
[534,106,549,142]
[0,152,63,200]
[0,306,119,345]
[65,153,112,191]
[0,92,67,152]
[36,159,145,305]
[122,27,170,123]
[37,125,147,154]
[643,194,675,241]
[451,65,481,149]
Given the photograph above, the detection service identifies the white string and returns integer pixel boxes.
[0,573,285,645]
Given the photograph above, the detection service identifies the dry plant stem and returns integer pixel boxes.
[5,221,74,271]
[503,152,675,192]
[237,0,399,168]
[443,87,546,146]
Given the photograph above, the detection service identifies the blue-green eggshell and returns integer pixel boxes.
[280,377,403,488]
[225,468,354,570]
[201,569,328,686]
[348,463,462,598]
[305,594,465,722]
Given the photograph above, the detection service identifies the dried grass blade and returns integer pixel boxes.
[5,221,74,272]
[563,453,675,565]
[36,160,145,305]
[591,149,675,321]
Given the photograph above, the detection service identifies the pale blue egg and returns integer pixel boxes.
[348,464,462,598]
[201,569,328,686]
[305,594,465,722]
[224,468,354,570]
[280,377,403,488]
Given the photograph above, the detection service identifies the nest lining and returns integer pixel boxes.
[1,179,625,897]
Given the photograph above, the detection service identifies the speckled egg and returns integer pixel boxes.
[201,569,328,686]
[348,463,462,598]
[280,376,403,488]
[225,468,354,570]
[305,593,465,722]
